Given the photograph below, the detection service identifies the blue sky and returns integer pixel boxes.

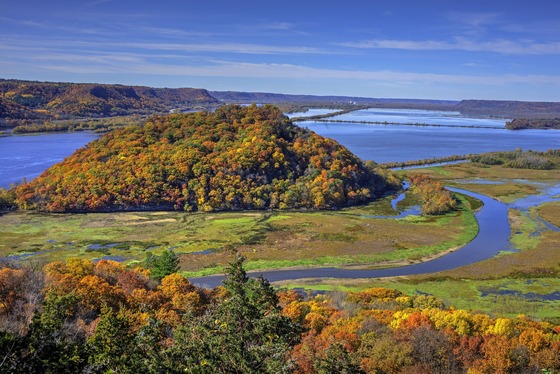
[1,0,559,101]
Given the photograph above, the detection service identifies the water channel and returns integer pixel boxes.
[190,187,511,288]
[1,109,558,288]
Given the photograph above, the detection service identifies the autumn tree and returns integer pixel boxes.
[410,174,456,215]
[14,104,398,213]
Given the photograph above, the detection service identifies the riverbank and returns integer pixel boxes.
[0,186,477,275]
[272,160,560,322]
[188,187,504,287]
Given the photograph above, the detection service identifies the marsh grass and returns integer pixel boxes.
[509,209,540,250]
[273,159,560,321]
[1,191,477,275]
[538,202,560,226]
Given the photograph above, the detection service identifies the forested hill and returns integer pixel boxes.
[456,99,560,118]
[211,90,457,108]
[0,79,220,124]
[15,104,398,212]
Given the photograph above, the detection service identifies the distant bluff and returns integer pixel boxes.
[15,105,399,212]
[0,79,220,121]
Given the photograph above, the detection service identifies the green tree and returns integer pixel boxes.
[25,293,88,373]
[168,254,302,373]
[145,251,180,281]
[86,307,142,373]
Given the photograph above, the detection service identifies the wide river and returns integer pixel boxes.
[0,132,99,188]
[300,108,560,163]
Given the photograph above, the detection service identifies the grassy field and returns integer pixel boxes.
[538,201,560,226]
[0,189,478,276]
[2,154,560,320]
[406,161,558,202]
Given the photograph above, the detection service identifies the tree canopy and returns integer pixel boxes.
[15,104,399,212]
[1,258,559,373]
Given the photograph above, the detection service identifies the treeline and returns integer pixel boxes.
[456,100,560,118]
[470,149,558,170]
[506,118,560,130]
[381,154,469,169]
[382,149,560,170]
[12,115,146,134]
[290,108,369,122]
[14,104,399,212]
[0,257,559,373]
[409,174,457,215]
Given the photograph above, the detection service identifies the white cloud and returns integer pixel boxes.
[36,57,560,87]
[339,37,560,55]
[0,36,328,56]
[122,42,325,55]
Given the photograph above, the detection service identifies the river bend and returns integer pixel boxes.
[190,188,510,288]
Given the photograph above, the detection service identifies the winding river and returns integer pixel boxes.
[1,110,557,288]
[190,187,510,288]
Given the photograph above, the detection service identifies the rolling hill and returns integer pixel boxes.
[0,79,220,125]
[15,104,398,212]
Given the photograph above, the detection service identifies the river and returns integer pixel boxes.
[0,132,100,188]
[300,108,559,163]
[1,109,558,287]
[190,187,510,288]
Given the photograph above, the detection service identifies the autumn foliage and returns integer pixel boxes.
[15,104,398,212]
[1,259,559,373]
[410,174,457,215]
[0,79,219,123]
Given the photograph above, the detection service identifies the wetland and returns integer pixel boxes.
[2,108,560,320]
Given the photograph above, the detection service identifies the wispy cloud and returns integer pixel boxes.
[0,16,119,36]
[2,34,558,86]
[125,42,326,55]
[259,22,296,31]
[234,21,310,36]
[338,37,560,55]
[139,26,213,38]
[444,12,502,36]
[0,36,329,56]
[34,56,560,87]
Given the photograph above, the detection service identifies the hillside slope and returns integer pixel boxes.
[15,105,398,212]
[0,79,220,124]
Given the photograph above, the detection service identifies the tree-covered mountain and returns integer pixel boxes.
[15,104,398,212]
[0,79,220,125]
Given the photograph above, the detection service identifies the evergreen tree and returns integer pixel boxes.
[145,250,179,281]
[168,254,302,373]
[25,293,88,373]
[86,307,142,373]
